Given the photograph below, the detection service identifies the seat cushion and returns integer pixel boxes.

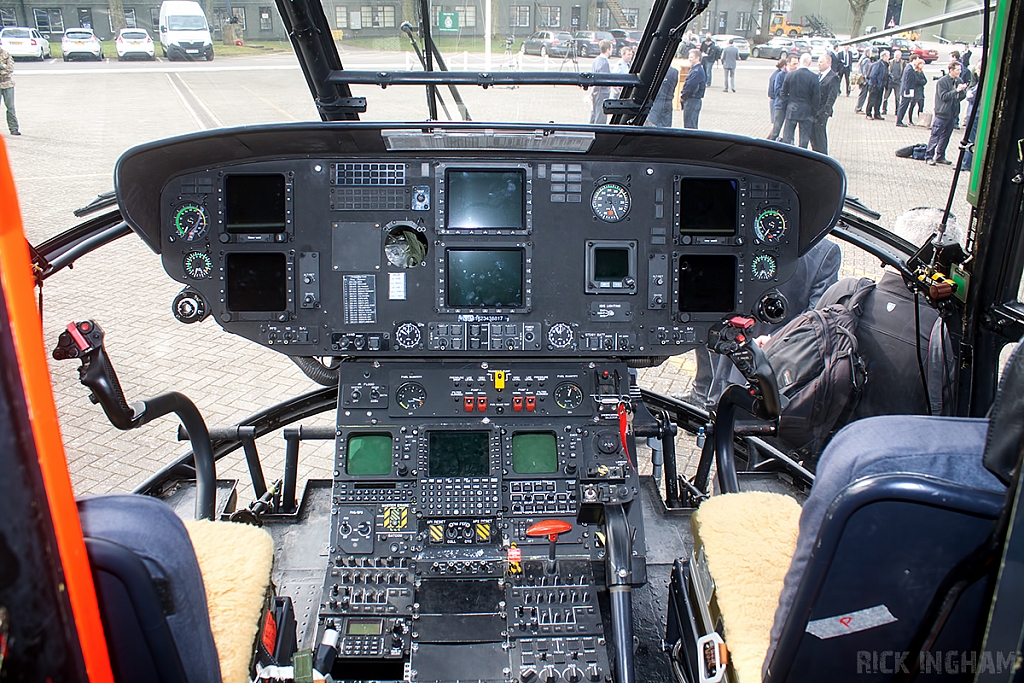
[184,520,275,683]
[692,492,801,683]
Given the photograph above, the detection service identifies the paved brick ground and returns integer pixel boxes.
[4,47,975,499]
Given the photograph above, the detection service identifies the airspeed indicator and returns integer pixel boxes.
[591,183,631,223]
[174,204,209,242]
[754,208,787,243]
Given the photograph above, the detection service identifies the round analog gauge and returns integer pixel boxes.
[396,382,427,411]
[183,251,213,279]
[394,322,422,349]
[591,183,631,223]
[174,204,209,242]
[553,382,584,410]
[548,322,574,349]
[751,254,777,281]
[754,208,787,243]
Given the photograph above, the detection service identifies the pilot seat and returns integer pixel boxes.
[667,340,1022,683]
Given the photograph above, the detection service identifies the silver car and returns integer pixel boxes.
[711,34,750,60]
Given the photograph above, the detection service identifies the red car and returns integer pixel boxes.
[911,43,939,64]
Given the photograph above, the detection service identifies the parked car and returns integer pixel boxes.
[751,37,796,60]
[572,31,615,58]
[808,37,830,60]
[910,42,939,64]
[115,28,155,60]
[0,27,51,60]
[792,39,813,57]
[61,28,102,61]
[520,31,573,57]
[609,29,641,56]
[711,34,750,60]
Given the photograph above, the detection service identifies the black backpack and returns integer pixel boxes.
[761,278,876,458]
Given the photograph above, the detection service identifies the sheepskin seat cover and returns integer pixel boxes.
[184,520,275,683]
[691,492,802,683]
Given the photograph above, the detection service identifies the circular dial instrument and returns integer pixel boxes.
[553,382,584,410]
[591,183,631,222]
[751,254,778,280]
[183,251,213,279]
[395,382,427,411]
[394,322,422,349]
[754,208,787,243]
[548,322,574,349]
[174,204,209,242]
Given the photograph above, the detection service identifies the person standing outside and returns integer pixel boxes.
[645,65,678,128]
[680,48,707,129]
[838,44,854,95]
[926,60,968,165]
[855,50,874,112]
[613,45,634,99]
[866,49,890,120]
[768,56,799,141]
[700,35,719,88]
[767,58,787,128]
[590,40,614,124]
[812,53,840,154]
[780,53,820,148]
[0,46,19,136]
[721,39,739,92]
[883,49,904,115]
[895,57,926,127]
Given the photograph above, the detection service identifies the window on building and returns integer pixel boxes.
[454,5,475,27]
[349,8,362,28]
[700,11,711,31]
[538,6,560,28]
[509,6,530,27]
[214,7,246,29]
[621,8,638,28]
[596,7,610,28]
[109,8,137,30]
[431,5,440,25]
[149,6,160,28]
[736,12,750,30]
[335,5,348,27]
[772,0,792,11]
[360,5,395,28]
[0,8,15,26]
[33,8,64,35]
[259,7,272,30]
[77,7,93,28]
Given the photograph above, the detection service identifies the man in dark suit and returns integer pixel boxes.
[780,53,820,148]
[866,49,889,120]
[812,53,841,154]
[895,57,926,127]
[883,49,905,115]
[679,49,707,129]
[837,45,854,95]
[699,35,719,87]
[926,60,968,165]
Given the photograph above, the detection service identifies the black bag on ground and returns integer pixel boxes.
[761,278,875,457]
[896,143,927,159]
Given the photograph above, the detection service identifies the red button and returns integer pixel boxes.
[525,396,536,412]
[464,396,475,412]
[512,396,524,412]
[477,396,488,411]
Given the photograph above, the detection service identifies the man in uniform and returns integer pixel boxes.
[0,45,19,136]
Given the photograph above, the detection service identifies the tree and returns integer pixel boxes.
[758,0,772,43]
[108,0,126,32]
[848,0,880,38]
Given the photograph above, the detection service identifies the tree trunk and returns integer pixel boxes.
[108,0,126,32]
[848,0,876,38]
[759,0,772,43]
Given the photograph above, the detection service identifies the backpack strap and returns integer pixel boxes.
[816,277,876,312]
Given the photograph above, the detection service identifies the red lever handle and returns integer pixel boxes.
[526,519,572,542]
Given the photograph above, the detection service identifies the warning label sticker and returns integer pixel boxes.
[806,605,898,640]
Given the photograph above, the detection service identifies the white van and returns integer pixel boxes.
[158,0,214,61]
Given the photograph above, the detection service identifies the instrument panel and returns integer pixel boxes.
[116,124,846,360]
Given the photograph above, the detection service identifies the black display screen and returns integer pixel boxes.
[428,431,490,477]
[225,253,287,312]
[594,248,630,281]
[678,179,738,235]
[225,174,287,233]
[445,170,525,230]
[678,254,737,312]
[446,249,524,308]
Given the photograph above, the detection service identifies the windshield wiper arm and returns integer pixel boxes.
[400,21,472,121]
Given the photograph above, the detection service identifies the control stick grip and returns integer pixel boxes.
[53,321,136,429]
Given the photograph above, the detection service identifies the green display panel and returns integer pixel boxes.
[346,434,393,475]
[512,432,558,474]
[428,431,490,477]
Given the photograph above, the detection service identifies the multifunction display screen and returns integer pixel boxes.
[428,431,490,477]
[346,434,393,475]
[678,178,738,235]
[225,253,287,312]
[511,432,558,474]
[446,249,524,308]
[225,174,287,233]
[445,170,525,230]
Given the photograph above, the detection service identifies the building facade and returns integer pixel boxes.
[0,0,980,45]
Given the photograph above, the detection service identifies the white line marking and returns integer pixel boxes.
[171,72,224,127]
[165,72,206,130]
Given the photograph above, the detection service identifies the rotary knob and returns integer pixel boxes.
[172,289,208,324]
[548,322,574,349]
